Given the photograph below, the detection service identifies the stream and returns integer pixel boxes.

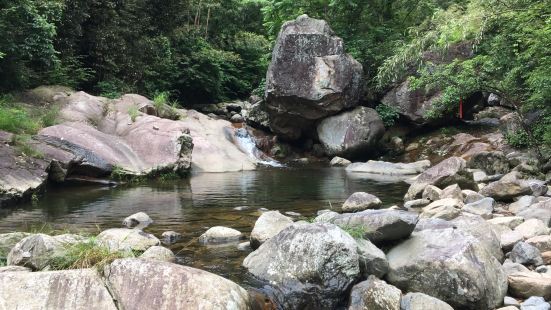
[0,166,408,288]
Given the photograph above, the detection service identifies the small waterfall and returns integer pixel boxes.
[233,128,284,167]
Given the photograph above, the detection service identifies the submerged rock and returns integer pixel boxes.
[386,228,507,309]
[317,106,384,157]
[348,276,401,310]
[250,211,293,249]
[105,258,251,309]
[264,15,363,140]
[243,223,360,309]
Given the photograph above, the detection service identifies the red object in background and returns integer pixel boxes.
[459,97,463,119]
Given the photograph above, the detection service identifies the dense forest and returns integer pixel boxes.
[0,0,549,149]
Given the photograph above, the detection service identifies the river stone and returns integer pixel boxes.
[504,261,531,275]
[356,238,388,278]
[314,210,340,223]
[480,171,532,201]
[331,209,418,244]
[463,197,496,219]
[105,258,251,309]
[527,236,551,252]
[501,231,524,252]
[250,211,293,249]
[140,246,176,262]
[122,212,153,230]
[97,228,160,252]
[440,184,463,200]
[521,296,550,310]
[243,223,360,309]
[504,296,520,307]
[517,200,551,226]
[161,231,182,244]
[422,185,442,201]
[511,242,543,266]
[342,192,383,212]
[462,189,485,204]
[198,226,243,244]
[0,268,117,309]
[515,219,549,239]
[508,271,551,300]
[405,157,476,200]
[330,156,352,167]
[420,198,462,220]
[346,160,430,175]
[0,232,31,257]
[264,14,363,140]
[404,198,430,209]
[510,196,538,213]
[317,107,384,157]
[386,228,508,310]
[348,276,401,310]
[400,292,454,310]
[488,216,525,229]
[7,233,83,270]
[467,151,510,174]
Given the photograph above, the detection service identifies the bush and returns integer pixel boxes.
[375,104,399,127]
[0,106,40,134]
[505,129,530,149]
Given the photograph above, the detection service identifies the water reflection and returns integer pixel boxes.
[0,167,407,285]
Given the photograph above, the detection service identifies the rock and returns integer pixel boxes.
[488,216,525,229]
[250,211,293,249]
[527,236,551,252]
[97,228,160,252]
[504,261,531,275]
[420,198,462,220]
[543,252,551,265]
[440,184,463,200]
[161,231,182,244]
[508,271,551,299]
[536,265,551,274]
[140,246,176,262]
[400,292,454,310]
[501,231,524,252]
[330,156,352,166]
[0,266,31,273]
[405,157,476,200]
[317,106,384,157]
[480,172,532,201]
[515,219,549,239]
[348,276,401,310]
[503,296,520,307]
[105,258,251,309]
[243,223,360,309]
[7,233,83,270]
[122,212,153,230]
[386,228,507,309]
[517,200,551,226]
[356,239,389,278]
[451,215,504,261]
[463,197,496,219]
[264,15,363,140]
[404,199,430,209]
[0,232,31,256]
[230,114,244,123]
[510,196,538,213]
[511,242,544,266]
[342,192,383,212]
[414,218,454,231]
[0,268,117,309]
[198,226,243,244]
[473,170,489,182]
[246,101,270,130]
[520,296,550,310]
[346,160,430,175]
[462,189,485,204]
[422,185,442,201]
[467,151,510,174]
[330,209,418,244]
[237,241,251,251]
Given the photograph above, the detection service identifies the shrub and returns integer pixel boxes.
[505,129,530,148]
[375,104,400,127]
[0,106,40,134]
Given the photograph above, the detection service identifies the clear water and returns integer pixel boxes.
[0,167,408,287]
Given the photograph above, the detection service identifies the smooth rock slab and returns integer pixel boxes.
[243,223,360,310]
[105,258,251,310]
[250,211,293,249]
[348,276,401,310]
[0,268,117,309]
[331,209,418,244]
[400,292,453,310]
[386,228,507,309]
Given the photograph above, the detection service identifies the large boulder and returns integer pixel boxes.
[316,107,384,157]
[250,211,293,249]
[264,15,363,140]
[405,157,476,200]
[97,228,160,252]
[0,268,117,309]
[381,80,441,126]
[348,276,401,310]
[105,258,251,309]
[386,228,508,309]
[329,210,418,244]
[243,223,360,309]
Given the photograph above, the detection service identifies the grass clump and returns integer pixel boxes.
[49,237,135,270]
[341,225,368,240]
[152,91,181,120]
[128,105,139,122]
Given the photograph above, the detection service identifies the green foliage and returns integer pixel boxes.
[128,106,139,122]
[340,225,367,240]
[505,129,530,149]
[375,104,399,127]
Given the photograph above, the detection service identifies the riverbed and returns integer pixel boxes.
[0,166,408,287]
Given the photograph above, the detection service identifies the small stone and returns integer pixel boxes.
[161,231,182,244]
[503,296,520,307]
[237,242,251,251]
[515,219,549,239]
[250,211,293,249]
[488,216,525,229]
[462,189,485,204]
[508,271,551,300]
[198,226,243,244]
[330,156,352,167]
[140,246,176,262]
[501,231,524,252]
[122,212,153,230]
[422,185,442,201]
[420,198,462,220]
[348,276,401,310]
[511,242,543,266]
[527,236,551,252]
[510,196,538,213]
[520,296,550,310]
[463,197,496,219]
[404,199,430,209]
[441,184,462,200]
[152,125,159,130]
[342,192,383,212]
[542,252,551,265]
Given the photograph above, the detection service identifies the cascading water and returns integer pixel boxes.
[233,128,284,167]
